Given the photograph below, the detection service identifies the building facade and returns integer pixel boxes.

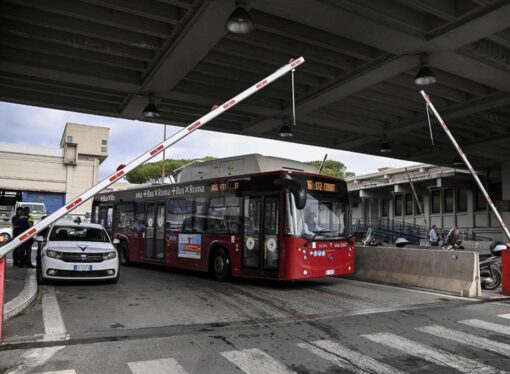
[347,164,509,242]
[0,123,109,216]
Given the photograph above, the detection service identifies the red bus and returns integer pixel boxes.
[92,154,354,281]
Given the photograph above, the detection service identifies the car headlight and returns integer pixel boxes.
[103,251,117,260]
[46,250,62,259]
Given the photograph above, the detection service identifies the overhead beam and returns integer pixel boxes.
[433,52,510,94]
[120,0,233,119]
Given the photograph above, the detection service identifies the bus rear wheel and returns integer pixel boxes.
[212,248,231,281]
[119,241,130,266]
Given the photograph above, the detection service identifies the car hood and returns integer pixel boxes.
[46,241,114,253]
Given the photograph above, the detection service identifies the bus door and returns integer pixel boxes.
[145,201,166,261]
[242,195,279,275]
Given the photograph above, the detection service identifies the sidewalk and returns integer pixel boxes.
[2,251,38,321]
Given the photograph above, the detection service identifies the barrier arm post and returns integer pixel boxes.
[0,57,306,340]
[420,90,510,241]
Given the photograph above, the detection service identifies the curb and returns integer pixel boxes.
[3,268,37,321]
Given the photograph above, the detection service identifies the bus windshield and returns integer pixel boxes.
[285,191,347,239]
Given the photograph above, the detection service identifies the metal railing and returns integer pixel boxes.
[352,218,493,245]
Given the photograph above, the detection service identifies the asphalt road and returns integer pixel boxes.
[1,265,509,373]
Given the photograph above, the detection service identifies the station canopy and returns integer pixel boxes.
[1,0,510,169]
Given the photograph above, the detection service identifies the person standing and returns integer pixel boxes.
[428,224,439,247]
[11,207,23,267]
[19,206,35,268]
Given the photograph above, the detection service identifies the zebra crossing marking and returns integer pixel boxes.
[128,358,188,374]
[459,319,510,336]
[498,314,510,320]
[220,348,296,374]
[34,371,76,374]
[298,340,404,374]
[362,332,503,373]
[417,324,510,358]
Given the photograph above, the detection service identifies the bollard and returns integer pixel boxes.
[0,256,5,342]
[502,247,510,296]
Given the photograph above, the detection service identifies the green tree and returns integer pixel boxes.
[126,157,215,184]
[306,159,355,178]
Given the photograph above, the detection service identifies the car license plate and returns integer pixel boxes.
[74,265,92,271]
[325,269,335,275]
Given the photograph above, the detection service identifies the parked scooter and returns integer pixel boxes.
[441,227,464,251]
[480,243,504,290]
[361,227,382,246]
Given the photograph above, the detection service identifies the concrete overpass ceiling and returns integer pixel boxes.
[0,0,509,169]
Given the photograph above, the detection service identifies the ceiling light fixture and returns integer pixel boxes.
[143,94,160,118]
[279,123,293,137]
[225,0,254,34]
[415,53,437,86]
[453,156,464,166]
[379,141,392,153]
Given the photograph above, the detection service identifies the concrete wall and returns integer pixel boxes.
[352,246,480,297]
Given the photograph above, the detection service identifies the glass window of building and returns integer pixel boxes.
[405,194,413,216]
[476,189,487,211]
[444,189,454,213]
[457,190,468,212]
[431,189,441,214]
[381,199,389,217]
[414,195,424,215]
[394,194,402,217]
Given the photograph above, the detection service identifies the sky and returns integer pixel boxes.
[0,101,417,179]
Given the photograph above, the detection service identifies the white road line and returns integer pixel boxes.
[362,333,503,374]
[498,313,510,320]
[35,371,76,374]
[459,319,510,336]
[298,340,404,374]
[7,346,65,374]
[417,324,510,357]
[42,287,68,341]
[220,348,296,374]
[128,358,188,374]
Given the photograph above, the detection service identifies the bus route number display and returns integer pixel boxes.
[210,181,240,192]
[306,180,337,192]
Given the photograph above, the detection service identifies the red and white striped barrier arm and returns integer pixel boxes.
[420,90,510,241]
[0,57,306,258]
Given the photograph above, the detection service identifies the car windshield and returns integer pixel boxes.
[22,204,46,214]
[49,226,109,242]
[285,191,348,238]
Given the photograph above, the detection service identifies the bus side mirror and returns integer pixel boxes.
[274,178,307,210]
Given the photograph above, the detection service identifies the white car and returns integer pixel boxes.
[0,226,13,241]
[36,222,119,284]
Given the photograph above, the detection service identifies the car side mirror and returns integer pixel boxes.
[113,238,120,245]
[274,178,307,210]
[35,236,45,243]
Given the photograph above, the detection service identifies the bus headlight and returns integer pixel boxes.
[103,251,117,260]
[46,250,62,260]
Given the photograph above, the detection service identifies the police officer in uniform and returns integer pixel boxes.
[19,207,36,268]
[11,207,23,267]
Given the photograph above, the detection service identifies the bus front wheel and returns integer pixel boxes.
[119,241,130,266]
[212,248,231,281]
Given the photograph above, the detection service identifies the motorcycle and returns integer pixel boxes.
[361,227,382,246]
[441,227,464,250]
[480,243,505,290]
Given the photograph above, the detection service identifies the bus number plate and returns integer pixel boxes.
[325,269,335,275]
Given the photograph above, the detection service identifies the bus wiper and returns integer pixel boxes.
[304,233,317,247]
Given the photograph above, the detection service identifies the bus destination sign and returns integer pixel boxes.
[306,180,337,193]
[209,181,240,192]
